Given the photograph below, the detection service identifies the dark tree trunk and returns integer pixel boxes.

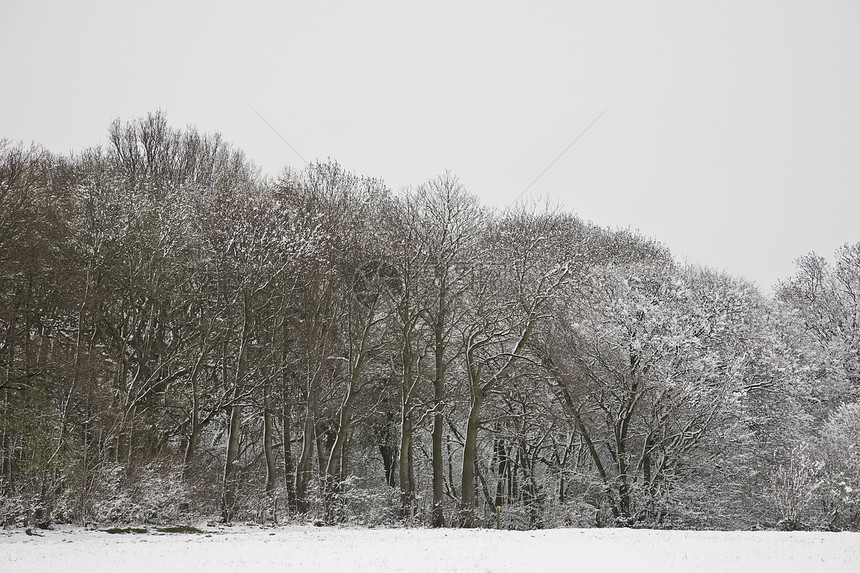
[431,316,446,527]
[295,409,315,514]
[283,400,296,513]
[398,411,414,520]
[493,437,509,508]
[379,437,398,488]
[263,382,277,495]
[459,395,483,528]
[222,402,242,523]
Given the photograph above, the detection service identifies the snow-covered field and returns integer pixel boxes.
[2,525,858,573]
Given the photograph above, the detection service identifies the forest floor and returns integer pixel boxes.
[2,523,859,572]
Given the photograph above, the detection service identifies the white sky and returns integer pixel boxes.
[2,1,858,291]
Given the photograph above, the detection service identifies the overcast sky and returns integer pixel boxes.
[2,1,858,291]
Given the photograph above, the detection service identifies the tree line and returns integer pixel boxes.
[1,112,858,530]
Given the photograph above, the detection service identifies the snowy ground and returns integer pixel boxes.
[2,525,858,573]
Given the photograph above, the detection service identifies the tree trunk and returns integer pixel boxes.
[222,402,242,523]
[183,418,200,469]
[222,300,249,523]
[615,408,634,522]
[493,437,509,508]
[1,389,10,491]
[399,410,414,520]
[295,403,315,514]
[324,388,355,523]
[459,395,483,528]
[283,400,296,513]
[182,353,206,473]
[263,381,277,495]
[431,316,446,527]
[379,432,398,488]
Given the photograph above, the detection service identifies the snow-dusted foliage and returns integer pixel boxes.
[1,114,858,531]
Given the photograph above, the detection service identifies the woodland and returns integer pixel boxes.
[1,112,858,531]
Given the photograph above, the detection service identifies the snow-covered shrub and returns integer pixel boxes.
[767,443,824,530]
[0,495,35,528]
[330,475,400,527]
[512,498,595,529]
[818,402,860,530]
[86,458,203,525]
[822,475,860,531]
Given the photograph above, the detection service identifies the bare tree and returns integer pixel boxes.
[457,206,574,527]
[410,175,483,527]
